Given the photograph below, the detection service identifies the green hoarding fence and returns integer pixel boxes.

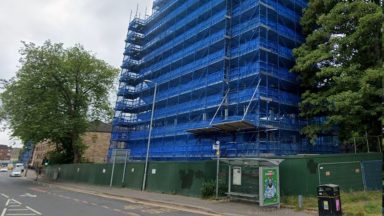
[146,161,216,196]
[45,161,216,197]
[361,160,382,190]
[278,153,382,196]
[318,161,364,191]
[45,153,382,198]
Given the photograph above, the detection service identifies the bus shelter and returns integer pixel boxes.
[221,158,284,207]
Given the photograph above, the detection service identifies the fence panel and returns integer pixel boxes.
[318,161,364,191]
[362,160,382,190]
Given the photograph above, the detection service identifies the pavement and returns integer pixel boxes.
[17,169,316,216]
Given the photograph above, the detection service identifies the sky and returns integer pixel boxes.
[0,0,152,147]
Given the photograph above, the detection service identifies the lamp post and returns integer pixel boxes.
[142,80,157,191]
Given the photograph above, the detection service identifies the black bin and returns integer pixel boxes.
[317,184,342,216]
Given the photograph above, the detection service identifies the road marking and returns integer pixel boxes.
[1,193,9,198]
[9,199,22,205]
[6,209,28,211]
[81,200,88,204]
[3,214,36,216]
[1,198,41,216]
[25,206,41,215]
[20,193,37,198]
[113,209,122,212]
[101,205,110,209]
[1,208,7,216]
[90,202,97,206]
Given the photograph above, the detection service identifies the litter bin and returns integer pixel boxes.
[317,184,342,216]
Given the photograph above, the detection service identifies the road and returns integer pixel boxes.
[0,172,205,216]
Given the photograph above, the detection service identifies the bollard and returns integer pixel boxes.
[298,195,303,209]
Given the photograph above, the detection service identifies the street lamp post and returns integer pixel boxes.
[142,80,157,191]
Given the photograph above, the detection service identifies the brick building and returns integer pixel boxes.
[0,145,11,161]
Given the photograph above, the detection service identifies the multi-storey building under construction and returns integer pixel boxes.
[109,0,339,160]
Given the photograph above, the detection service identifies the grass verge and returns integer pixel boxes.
[281,190,382,216]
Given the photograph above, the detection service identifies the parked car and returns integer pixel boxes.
[9,168,22,177]
[0,167,8,172]
[15,163,25,172]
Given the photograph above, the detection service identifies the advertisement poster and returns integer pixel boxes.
[232,167,242,186]
[259,167,280,206]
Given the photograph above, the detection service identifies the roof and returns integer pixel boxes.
[0,145,11,149]
[87,120,112,133]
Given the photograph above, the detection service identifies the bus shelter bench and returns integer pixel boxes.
[226,192,259,202]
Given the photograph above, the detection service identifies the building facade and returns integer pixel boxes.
[81,121,112,163]
[110,0,339,160]
[31,140,55,168]
[0,145,11,161]
[31,121,112,165]
[10,148,21,162]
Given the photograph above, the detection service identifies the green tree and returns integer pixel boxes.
[292,1,383,145]
[0,41,119,163]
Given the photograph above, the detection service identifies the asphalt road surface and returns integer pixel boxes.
[0,172,205,216]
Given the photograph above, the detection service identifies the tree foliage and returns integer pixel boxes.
[293,1,383,144]
[0,41,119,163]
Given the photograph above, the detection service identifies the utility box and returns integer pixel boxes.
[317,184,342,216]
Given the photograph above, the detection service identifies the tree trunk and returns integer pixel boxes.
[71,133,81,163]
[73,150,81,163]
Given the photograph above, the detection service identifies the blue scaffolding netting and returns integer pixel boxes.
[108,0,340,161]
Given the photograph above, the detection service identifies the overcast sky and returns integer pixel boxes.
[0,0,152,147]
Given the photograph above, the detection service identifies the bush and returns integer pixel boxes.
[47,151,73,164]
[201,180,215,198]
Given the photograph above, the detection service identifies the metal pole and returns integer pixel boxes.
[142,82,157,191]
[215,149,220,200]
[242,79,261,120]
[228,165,231,196]
[353,137,357,154]
[377,136,382,153]
[110,150,116,187]
[365,131,370,153]
[122,150,128,184]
